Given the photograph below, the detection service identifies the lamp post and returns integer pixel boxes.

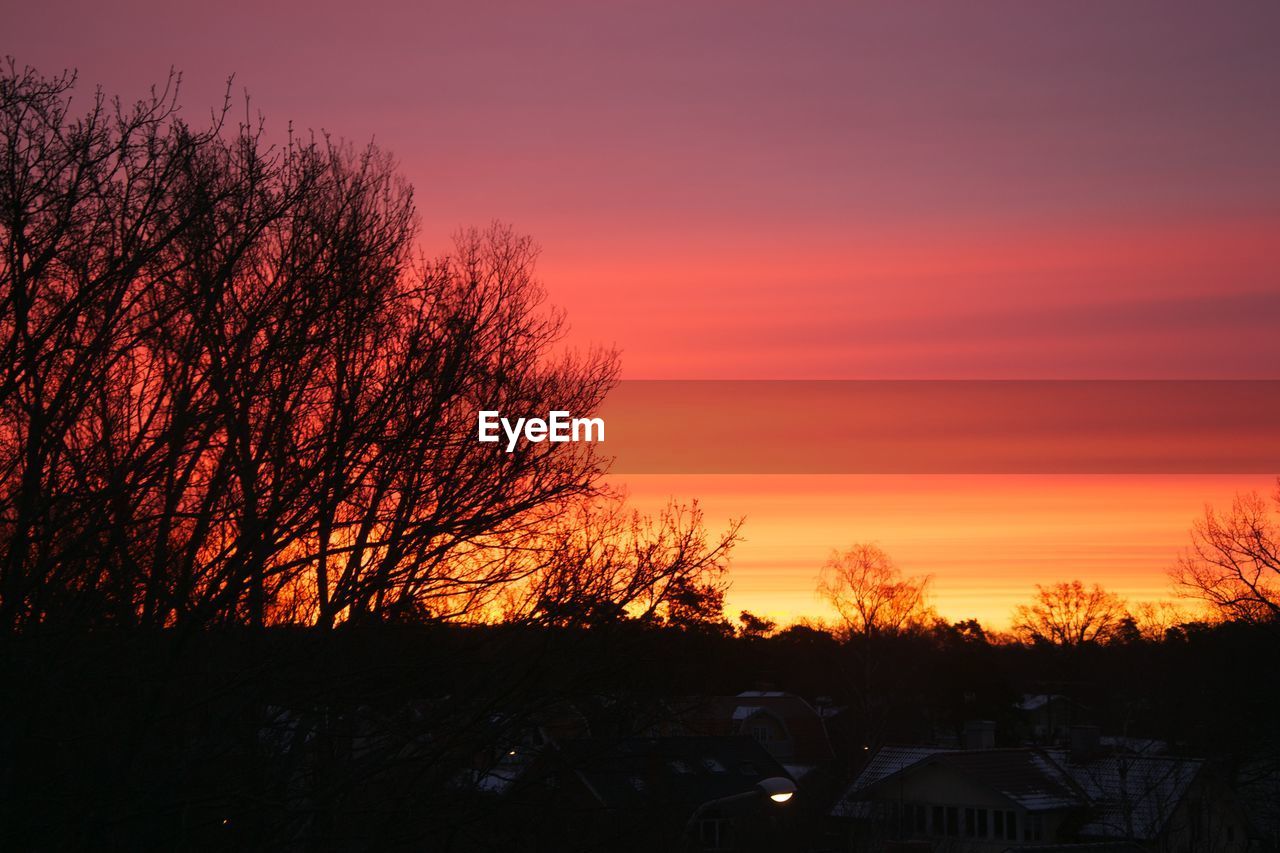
[681,776,797,850]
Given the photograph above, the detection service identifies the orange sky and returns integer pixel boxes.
[11,1,1279,627]
[613,474,1277,629]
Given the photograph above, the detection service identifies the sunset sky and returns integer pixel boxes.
[12,0,1279,626]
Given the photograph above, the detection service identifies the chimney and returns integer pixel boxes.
[962,720,996,750]
[1069,725,1101,762]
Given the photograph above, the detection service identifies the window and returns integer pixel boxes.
[900,802,926,835]
[961,807,990,838]
[699,818,735,852]
[750,724,770,744]
[1023,813,1043,842]
[919,803,1009,839]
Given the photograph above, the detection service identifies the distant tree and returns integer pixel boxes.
[1171,486,1280,625]
[1111,614,1143,644]
[663,575,733,634]
[771,620,839,651]
[1132,600,1194,641]
[738,610,777,639]
[504,499,740,630]
[946,618,990,645]
[1012,580,1128,646]
[817,543,934,638]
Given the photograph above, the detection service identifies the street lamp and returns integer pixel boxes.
[758,776,796,803]
[682,776,797,849]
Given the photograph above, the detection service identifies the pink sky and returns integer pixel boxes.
[11,0,1279,625]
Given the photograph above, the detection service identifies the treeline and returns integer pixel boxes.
[811,487,1280,645]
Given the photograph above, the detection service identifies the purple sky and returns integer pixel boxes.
[9,1,1279,378]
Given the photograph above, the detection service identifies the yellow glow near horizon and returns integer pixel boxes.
[608,473,1275,630]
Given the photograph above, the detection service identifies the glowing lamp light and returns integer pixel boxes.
[757,776,796,804]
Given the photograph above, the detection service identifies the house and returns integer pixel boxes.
[1235,754,1280,852]
[726,691,838,779]
[669,691,838,783]
[829,729,1248,853]
[548,736,803,852]
[460,701,592,795]
[1016,695,1088,746]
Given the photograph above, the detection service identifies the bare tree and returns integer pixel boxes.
[817,543,934,638]
[1012,580,1128,646]
[0,63,226,631]
[0,64,635,633]
[1132,600,1194,640]
[1171,485,1280,625]
[501,498,740,630]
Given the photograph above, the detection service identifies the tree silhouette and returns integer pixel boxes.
[504,498,740,630]
[1172,485,1280,625]
[1012,580,1128,646]
[817,543,934,639]
[738,610,777,638]
[0,64,741,634]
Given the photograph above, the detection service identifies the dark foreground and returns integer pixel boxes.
[3,620,1278,852]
